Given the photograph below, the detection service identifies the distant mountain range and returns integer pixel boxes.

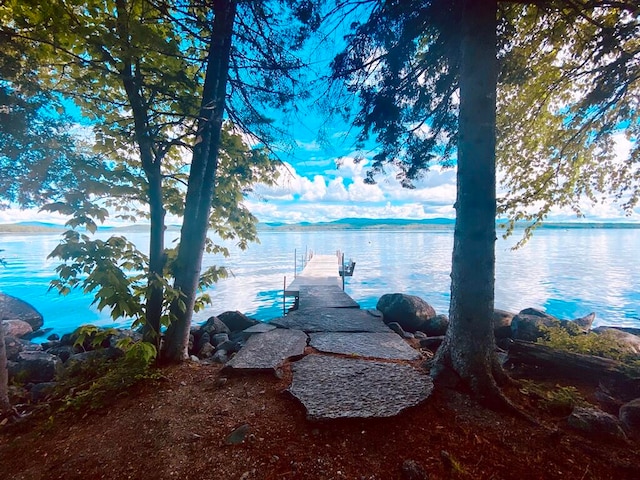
[258,217,640,231]
[2,218,640,233]
[259,217,457,230]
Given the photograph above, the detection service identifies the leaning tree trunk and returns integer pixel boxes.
[161,0,238,362]
[431,0,504,403]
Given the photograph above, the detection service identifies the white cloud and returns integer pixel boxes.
[346,178,385,202]
[296,140,322,152]
[3,130,637,227]
[330,155,367,178]
[0,207,70,225]
[300,175,328,201]
[325,178,349,201]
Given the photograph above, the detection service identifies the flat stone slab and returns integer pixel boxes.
[271,308,390,333]
[309,332,421,360]
[296,286,359,309]
[289,355,433,419]
[224,328,307,373]
[242,323,277,334]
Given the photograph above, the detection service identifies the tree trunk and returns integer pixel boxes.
[162,0,238,362]
[431,0,503,402]
[114,0,166,348]
[143,168,166,350]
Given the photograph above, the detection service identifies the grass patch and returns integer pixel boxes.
[519,380,590,416]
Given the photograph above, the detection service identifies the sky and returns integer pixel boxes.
[244,129,639,225]
[0,126,637,227]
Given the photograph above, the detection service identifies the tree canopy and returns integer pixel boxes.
[331,0,639,234]
[498,1,639,239]
[1,0,316,359]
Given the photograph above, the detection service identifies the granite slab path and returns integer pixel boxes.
[308,331,422,360]
[224,258,433,419]
[224,328,307,373]
[288,355,434,420]
[270,308,390,333]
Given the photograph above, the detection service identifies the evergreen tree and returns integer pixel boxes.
[331,0,639,402]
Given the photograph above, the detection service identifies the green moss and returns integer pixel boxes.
[537,326,640,365]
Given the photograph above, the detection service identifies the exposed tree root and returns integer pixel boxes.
[0,407,21,427]
[432,345,545,427]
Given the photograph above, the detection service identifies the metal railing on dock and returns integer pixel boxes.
[283,250,356,315]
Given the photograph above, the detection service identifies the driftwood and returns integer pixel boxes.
[507,340,640,401]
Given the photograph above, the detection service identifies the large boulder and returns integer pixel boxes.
[45,344,75,363]
[8,351,62,383]
[200,316,231,336]
[568,406,627,440]
[194,332,211,355]
[217,311,258,333]
[592,327,640,355]
[376,293,437,333]
[569,312,596,332]
[421,314,449,336]
[0,293,44,330]
[493,309,515,339]
[620,398,640,439]
[4,336,24,361]
[2,319,33,338]
[510,308,594,341]
[191,316,232,353]
[66,347,124,366]
[510,308,561,341]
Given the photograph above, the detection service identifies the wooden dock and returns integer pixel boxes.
[285,254,358,311]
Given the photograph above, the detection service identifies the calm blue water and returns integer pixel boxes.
[1,228,639,339]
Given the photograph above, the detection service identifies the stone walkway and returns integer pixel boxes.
[223,255,433,419]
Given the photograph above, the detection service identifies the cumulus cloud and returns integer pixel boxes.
[300,175,328,201]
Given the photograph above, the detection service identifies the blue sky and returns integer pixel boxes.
[0,126,637,226]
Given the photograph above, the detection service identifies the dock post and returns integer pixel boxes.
[341,253,345,291]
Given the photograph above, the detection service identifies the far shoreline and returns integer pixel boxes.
[2,219,640,234]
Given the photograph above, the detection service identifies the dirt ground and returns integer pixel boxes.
[1,360,639,480]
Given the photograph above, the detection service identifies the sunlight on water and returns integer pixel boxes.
[1,227,638,339]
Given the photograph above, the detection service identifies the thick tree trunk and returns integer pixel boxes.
[431,0,503,402]
[161,0,238,362]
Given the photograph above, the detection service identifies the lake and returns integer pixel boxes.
[1,227,639,340]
